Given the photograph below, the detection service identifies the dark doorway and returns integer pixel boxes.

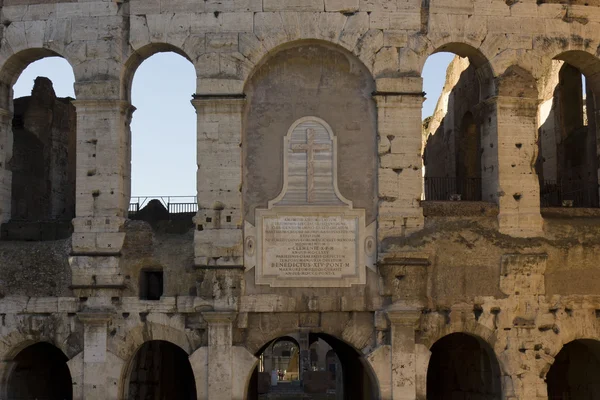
[247,332,378,400]
[546,339,600,399]
[126,340,196,400]
[426,333,501,399]
[6,342,73,400]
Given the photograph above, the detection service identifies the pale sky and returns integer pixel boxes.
[13,52,455,197]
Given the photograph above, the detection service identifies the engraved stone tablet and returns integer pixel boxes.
[245,117,376,287]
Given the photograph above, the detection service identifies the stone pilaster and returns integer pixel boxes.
[202,311,236,399]
[192,95,245,267]
[70,96,133,297]
[374,77,425,242]
[387,305,422,400]
[489,96,543,237]
[77,311,114,400]
[0,107,12,223]
[71,98,134,254]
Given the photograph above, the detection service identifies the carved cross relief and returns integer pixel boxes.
[269,117,352,208]
[291,128,331,203]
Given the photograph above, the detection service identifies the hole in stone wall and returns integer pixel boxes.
[139,269,164,300]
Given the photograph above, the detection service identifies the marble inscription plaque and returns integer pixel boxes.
[245,117,376,287]
[262,214,358,278]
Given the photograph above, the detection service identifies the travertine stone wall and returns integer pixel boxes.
[0,1,599,399]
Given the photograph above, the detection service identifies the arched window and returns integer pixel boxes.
[126,50,197,222]
[422,45,493,202]
[538,53,599,208]
[1,54,76,241]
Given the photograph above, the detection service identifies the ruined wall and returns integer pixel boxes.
[1,1,600,399]
[10,77,75,221]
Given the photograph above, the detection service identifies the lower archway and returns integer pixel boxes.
[546,339,600,399]
[426,333,501,399]
[247,332,378,400]
[125,340,196,400]
[6,342,73,400]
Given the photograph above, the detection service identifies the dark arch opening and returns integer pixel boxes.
[126,340,197,400]
[426,333,501,400]
[247,332,378,400]
[546,339,600,399]
[6,342,73,400]
[539,51,600,208]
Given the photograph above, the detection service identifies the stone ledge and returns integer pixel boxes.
[541,207,600,218]
[421,201,499,217]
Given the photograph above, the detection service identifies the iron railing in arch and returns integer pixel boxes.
[129,196,198,216]
[540,180,600,208]
[424,177,483,201]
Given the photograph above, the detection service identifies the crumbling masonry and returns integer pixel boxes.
[1,0,600,399]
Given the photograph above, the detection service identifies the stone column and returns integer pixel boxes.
[298,330,310,381]
[77,311,113,400]
[70,97,134,295]
[202,311,236,399]
[488,96,543,237]
[0,107,12,223]
[192,95,245,267]
[387,306,421,400]
[373,78,425,242]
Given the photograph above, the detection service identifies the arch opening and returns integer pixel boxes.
[538,51,600,208]
[426,333,502,400]
[126,51,197,231]
[1,54,77,241]
[124,340,197,400]
[6,342,73,400]
[247,332,378,400]
[546,339,600,399]
[422,48,491,202]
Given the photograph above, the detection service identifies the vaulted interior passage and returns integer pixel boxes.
[126,340,196,400]
[248,332,377,400]
[426,333,501,400]
[6,342,73,400]
[546,339,600,399]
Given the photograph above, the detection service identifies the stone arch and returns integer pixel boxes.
[426,332,503,399]
[238,13,377,86]
[121,339,197,400]
[110,320,197,364]
[545,338,600,399]
[247,330,380,400]
[419,317,526,397]
[1,341,74,400]
[0,47,75,109]
[0,47,78,225]
[121,43,194,103]
[421,41,497,99]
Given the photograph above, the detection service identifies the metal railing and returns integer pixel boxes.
[424,177,482,201]
[129,196,198,216]
[540,180,600,208]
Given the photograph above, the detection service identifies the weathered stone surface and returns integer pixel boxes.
[0,1,599,399]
